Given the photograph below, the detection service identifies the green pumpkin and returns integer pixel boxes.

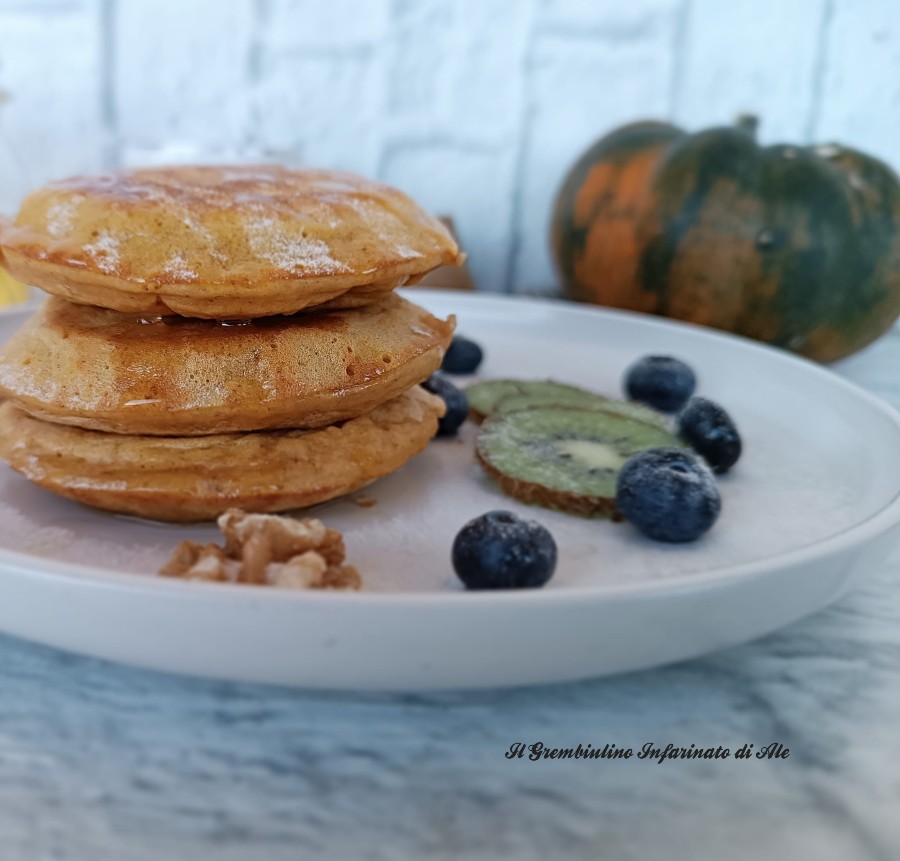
[551,115,900,362]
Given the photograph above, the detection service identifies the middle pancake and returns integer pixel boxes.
[0,293,454,435]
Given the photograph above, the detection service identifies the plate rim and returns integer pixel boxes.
[1,289,899,606]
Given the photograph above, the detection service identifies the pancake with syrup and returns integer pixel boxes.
[0,165,464,318]
[0,386,444,522]
[0,293,454,435]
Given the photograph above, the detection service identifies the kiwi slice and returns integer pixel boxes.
[466,380,589,422]
[475,406,682,517]
[465,378,669,429]
[495,392,670,430]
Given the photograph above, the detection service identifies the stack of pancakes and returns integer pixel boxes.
[0,166,461,522]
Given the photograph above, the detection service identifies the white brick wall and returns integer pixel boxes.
[675,0,827,141]
[0,0,106,201]
[115,0,255,161]
[1,0,899,294]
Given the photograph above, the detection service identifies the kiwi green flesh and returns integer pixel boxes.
[476,407,681,502]
[465,380,591,421]
[465,379,669,430]
[496,392,669,430]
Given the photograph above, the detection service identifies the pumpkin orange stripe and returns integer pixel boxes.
[573,148,667,227]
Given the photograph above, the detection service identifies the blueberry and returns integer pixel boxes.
[442,335,484,374]
[624,355,696,412]
[679,397,742,474]
[422,373,468,436]
[452,510,558,589]
[615,448,721,542]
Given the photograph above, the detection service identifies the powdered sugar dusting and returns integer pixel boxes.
[162,253,198,281]
[83,230,120,274]
[180,214,228,264]
[243,216,349,275]
[216,166,286,184]
[345,195,391,225]
[344,196,429,259]
[45,195,83,238]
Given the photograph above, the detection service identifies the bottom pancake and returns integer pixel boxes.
[0,386,443,523]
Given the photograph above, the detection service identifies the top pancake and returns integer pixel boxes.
[0,166,463,318]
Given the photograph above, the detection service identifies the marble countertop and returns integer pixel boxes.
[1,333,899,861]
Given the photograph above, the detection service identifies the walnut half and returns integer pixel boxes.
[160,509,361,590]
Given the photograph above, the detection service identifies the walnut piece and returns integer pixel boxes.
[158,541,241,582]
[160,509,361,590]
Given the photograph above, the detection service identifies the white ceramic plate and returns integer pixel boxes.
[0,290,899,690]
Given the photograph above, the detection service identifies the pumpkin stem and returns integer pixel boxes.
[734,114,759,138]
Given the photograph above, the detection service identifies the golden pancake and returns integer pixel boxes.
[0,293,454,435]
[0,386,444,523]
[0,166,463,318]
